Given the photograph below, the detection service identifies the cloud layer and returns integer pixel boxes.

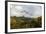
[10,4,42,18]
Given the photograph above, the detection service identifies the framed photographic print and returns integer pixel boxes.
[5,1,45,33]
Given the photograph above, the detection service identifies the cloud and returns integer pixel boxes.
[10,4,42,18]
[10,6,24,17]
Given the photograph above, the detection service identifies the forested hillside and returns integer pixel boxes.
[10,16,42,29]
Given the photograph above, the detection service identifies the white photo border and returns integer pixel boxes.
[5,1,45,33]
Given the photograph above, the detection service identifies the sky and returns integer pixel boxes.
[10,4,42,18]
